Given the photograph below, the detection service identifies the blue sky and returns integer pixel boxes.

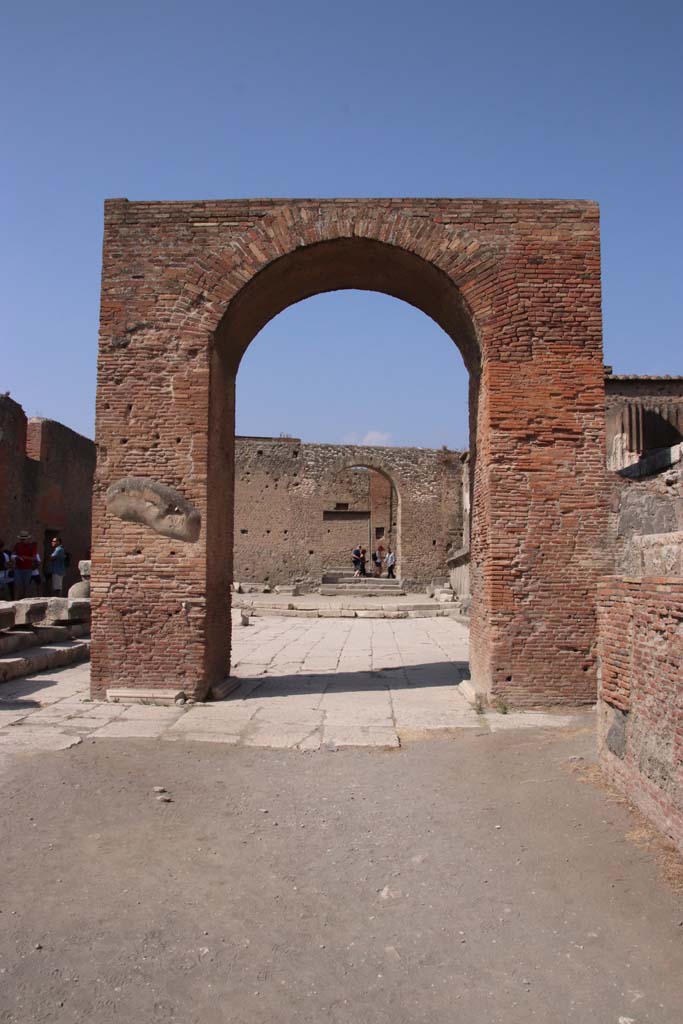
[3,0,681,446]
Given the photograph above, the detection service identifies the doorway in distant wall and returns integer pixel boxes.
[320,465,398,574]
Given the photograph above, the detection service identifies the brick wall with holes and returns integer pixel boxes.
[233,436,462,587]
[91,198,608,702]
[597,576,683,855]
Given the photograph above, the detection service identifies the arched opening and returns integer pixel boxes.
[319,463,399,580]
[215,237,480,376]
[207,237,481,684]
[92,197,609,707]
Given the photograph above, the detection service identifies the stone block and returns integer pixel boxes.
[0,605,16,630]
[13,599,48,625]
[106,687,186,706]
[66,598,91,623]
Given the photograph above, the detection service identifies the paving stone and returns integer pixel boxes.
[162,731,241,745]
[322,726,400,749]
[242,725,321,749]
[0,616,585,755]
[486,712,578,731]
[91,720,169,739]
[0,727,82,752]
[166,712,252,734]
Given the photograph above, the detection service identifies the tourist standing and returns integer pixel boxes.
[352,544,362,578]
[13,531,38,599]
[385,547,396,579]
[0,540,14,600]
[359,547,367,577]
[48,536,67,596]
[372,548,382,577]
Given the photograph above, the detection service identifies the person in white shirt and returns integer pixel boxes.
[385,548,396,579]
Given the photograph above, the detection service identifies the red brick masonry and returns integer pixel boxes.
[92,198,609,703]
[598,577,683,855]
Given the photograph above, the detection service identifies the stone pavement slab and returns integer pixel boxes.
[0,616,590,757]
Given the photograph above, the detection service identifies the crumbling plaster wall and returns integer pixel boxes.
[0,396,95,588]
[233,437,463,587]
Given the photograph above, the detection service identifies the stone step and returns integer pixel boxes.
[0,639,91,685]
[320,581,403,588]
[323,573,397,581]
[319,585,406,597]
[0,623,89,657]
[0,597,91,630]
[237,604,463,620]
[322,574,400,584]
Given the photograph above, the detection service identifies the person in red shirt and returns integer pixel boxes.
[13,531,38,599]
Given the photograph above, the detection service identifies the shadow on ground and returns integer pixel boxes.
[228,660,470,699]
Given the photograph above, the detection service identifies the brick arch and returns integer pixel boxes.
[92,198,609,707]
[170,206,498,372]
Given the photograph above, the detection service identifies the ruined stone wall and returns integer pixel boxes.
[233,436,462,587]
[610,447,683,574]
[597,576,683,855]
[0,396,95,588]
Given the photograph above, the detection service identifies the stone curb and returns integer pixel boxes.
[239,605,465,620]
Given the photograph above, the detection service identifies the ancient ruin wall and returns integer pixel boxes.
[598,576,683,855]
[92,197,608,704]
[0,396,95,587]
[609,446,683,574]
[233,437,462,587]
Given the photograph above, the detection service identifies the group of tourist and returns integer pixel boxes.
[351,543,396,579]
[0,533,68,601]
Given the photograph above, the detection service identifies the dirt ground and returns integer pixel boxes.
[1,722,682,1024]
